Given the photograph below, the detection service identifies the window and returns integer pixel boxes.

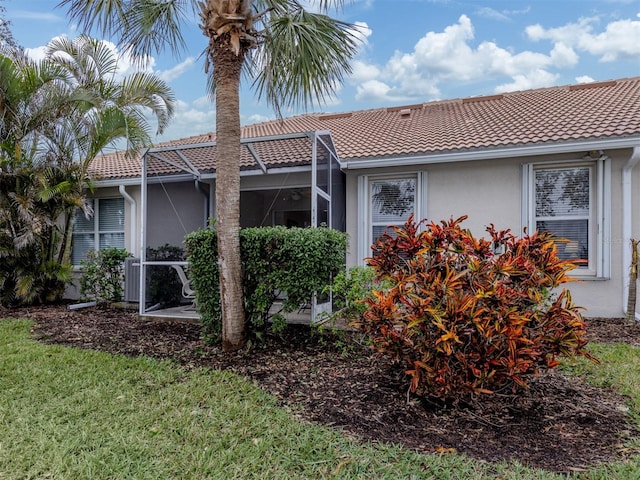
[359,173,425,260]
[525,159,609,277]
[72,197,125,264]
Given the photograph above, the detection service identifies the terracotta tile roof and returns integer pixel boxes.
[89,150,141,180]
[143,135,314,177]
[244,77,640,161]
[90,77,640,180]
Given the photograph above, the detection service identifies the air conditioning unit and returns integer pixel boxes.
[124,258,140,302]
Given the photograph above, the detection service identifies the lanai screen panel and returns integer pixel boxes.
[138,131,344,316]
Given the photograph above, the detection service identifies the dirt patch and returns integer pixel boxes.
[4,305,640,473]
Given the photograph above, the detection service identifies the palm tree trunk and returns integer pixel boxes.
[212,37,246,351]
[57,211,74,265]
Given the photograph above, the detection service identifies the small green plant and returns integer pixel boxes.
[80,247,130,303]
[358,215,597,403]
[320,266,389,325]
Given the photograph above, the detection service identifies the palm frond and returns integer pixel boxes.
[119,0,193,60]
[117,71,176,133]
[47,35,120,86]
[254,5,360,115]
[58,0,198,61]
[58,0,128,40]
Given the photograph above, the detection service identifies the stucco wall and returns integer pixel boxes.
[345,148,639,318]
[71,148,639,317]
[146,181,208,249]
[426,158,522,234]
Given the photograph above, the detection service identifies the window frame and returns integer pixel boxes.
[358,172,426,262]
[522,157,610,278]
[72,197,126,266]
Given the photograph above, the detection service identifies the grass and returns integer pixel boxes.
[1,319,640,479]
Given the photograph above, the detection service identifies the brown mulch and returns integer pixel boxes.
[3,305,640,474]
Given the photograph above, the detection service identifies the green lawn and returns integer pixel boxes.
[1,318,639,479]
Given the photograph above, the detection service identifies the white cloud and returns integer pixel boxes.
[494,70,559,93]
[10,11,62,22]
[582,18,640,61]
[193,95,214,109]
[476,7,510,22]
[355,79,392,101]
[477,42,551,77]
[158,57,196,82]
[243,113,273,125]
[353,15,557,101]
[346,12,638,105]
[576,75,595,83]
[350,60,380,82]
[351,21,372,52]
[526,17,640,62]
[549,43,579,68]
[24,45,48,63]
[101,40,156,76]
[380,15,478,93]
[476,5,531,21]
[155,98,216,141]
[355,79,418,103]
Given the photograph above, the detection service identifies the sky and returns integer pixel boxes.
[2,0,640,144]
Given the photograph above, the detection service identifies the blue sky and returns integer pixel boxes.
[3,0,639,143]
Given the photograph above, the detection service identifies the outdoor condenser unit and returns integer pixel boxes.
[124,257,140,302]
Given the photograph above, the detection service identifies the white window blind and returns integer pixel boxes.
[370,177,416,246]
[534,166,592,269]
[72,198,125,264]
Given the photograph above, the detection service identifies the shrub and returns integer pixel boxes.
[358,215,596,403]
[185,226,348,342]
[80,247,130,303]
[183,229,221,340]
[320,266,387,324]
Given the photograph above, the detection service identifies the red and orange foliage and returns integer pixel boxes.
[359,215,596,403]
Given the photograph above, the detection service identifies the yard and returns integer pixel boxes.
[2,305,640,478]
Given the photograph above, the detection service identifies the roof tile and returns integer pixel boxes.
[90,77,640,179]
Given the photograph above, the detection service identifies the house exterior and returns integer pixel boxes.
[78,77,640,319]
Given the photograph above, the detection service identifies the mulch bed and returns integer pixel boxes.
[3,304,640,473]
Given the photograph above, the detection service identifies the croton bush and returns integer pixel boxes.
[358,215,596,403]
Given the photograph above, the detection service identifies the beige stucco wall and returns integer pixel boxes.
[69,148,640,318]
[345,147,640,318]
[426,158,522,234]
[66,184,141,300]
[146,181,208,249]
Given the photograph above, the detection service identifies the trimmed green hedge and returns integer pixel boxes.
[185,226,348,342]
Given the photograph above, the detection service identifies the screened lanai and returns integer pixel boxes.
[133,131,345,320]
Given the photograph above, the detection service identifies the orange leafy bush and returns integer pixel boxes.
[358,215,596,402]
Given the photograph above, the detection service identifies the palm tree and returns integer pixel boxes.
[45,35,175,264]
[0,37,175,305]
[0,0,17,50]
[59,0,360,351]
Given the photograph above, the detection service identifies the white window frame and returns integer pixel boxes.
[72,197,126,266]
[522,157,610,278]
[357,172,427,262]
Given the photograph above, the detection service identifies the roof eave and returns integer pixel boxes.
[92,176,143,188]
[92,164,315,185]
[343,136,640,170]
